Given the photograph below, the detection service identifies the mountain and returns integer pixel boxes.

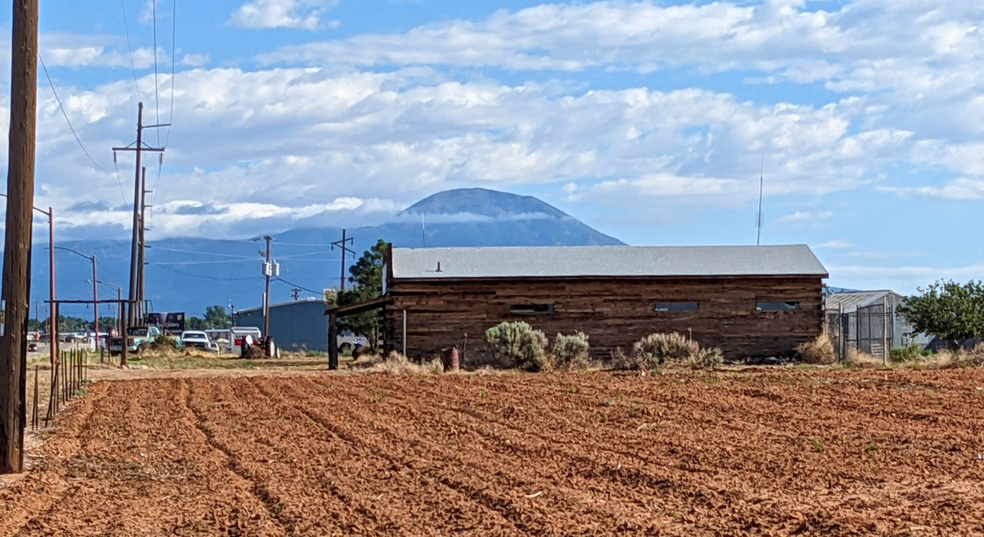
[27,188,623,318]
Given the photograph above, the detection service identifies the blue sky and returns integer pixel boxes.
[1,0,982,293]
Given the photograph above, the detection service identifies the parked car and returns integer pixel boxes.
[178,330,217,351]
[28,343,39,352]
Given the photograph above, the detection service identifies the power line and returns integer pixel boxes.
[274,277,322,296]
[119,0,142,101]
[38,53,105,171]
[164,0,176,148]
[112,156,129,205]
[150,262,262,281]
[150,246,256,259]
[151,0,161,147]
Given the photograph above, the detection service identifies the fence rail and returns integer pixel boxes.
[30,349,89,430]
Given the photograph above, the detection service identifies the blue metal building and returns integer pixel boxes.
[235,298,328,352]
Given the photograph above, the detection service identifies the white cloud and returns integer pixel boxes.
[817,240,855,249]
[230,0,339,31]
[881,178,984,200]
[776,210,834,223]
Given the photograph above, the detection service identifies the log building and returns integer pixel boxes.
[381,244,828,361]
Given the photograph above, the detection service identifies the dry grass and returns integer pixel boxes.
[933,344,984,369]
[797,334,837,365]
[844,348,885,367]
[357,352,444,375]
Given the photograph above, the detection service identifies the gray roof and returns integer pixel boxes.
[390,245,828,280]
[825,290,905,312]
[237,297,325,315]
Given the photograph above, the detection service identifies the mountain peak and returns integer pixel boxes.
[400,188,569,219]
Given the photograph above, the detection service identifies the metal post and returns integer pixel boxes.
[328,312,338,370]
[402,309,407,357]
[121,301,128,368]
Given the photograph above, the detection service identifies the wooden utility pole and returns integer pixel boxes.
[331,229,355,290]
[290,287,300,301]
[91,256,99,355]
[113,104,167,325]
[136,167,147,315]
[263,236,272,337]
[1,0,39,474]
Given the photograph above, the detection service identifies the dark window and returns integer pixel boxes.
[756,301,799,311]
[510,304,554,315]
[654,302,699,312]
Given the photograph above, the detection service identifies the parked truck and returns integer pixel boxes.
[109,325,163,356]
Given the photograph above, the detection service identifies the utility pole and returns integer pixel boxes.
[112,103,167,325]
[262,236,272,337]
[91,256,99,355]
[136,167,147,317]
[331,229,356,290]
[290,288,300,301]
[1,0,39,474]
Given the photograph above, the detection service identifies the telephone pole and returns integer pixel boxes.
[113,103,168,325]
[262,236,272,337]
[1,0,39,474]
[331,229,356,290]
[290,288,300,301]
[136,167,148,316]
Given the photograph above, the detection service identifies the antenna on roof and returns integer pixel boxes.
[756,155,764,246]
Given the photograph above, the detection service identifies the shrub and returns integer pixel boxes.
[150,334,177,350]
[485,321,549,371]
[796,334,837,365]
[632,332,700,370]
[625,332,723,370]
[890,342,925,363]
[693,347,724,369]
[553,332,591,371]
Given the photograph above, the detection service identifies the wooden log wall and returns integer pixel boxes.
[383,277,824,362]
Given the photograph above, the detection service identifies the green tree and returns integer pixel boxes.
[187,316,207,330]
[899,280,984,346]
[326,239,388,352]
[203,305,231,329]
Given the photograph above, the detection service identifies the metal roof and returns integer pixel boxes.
[824,290,904,312]
[390,245,828,280]
[237,297,324,315]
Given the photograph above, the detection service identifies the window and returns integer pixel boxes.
[510,304,554,315]
[654,302,699,312]
[756,301,799,311]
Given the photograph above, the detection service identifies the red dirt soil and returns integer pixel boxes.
[2,368,984,536]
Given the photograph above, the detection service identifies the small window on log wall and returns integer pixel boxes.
[510,304,554,315]
[654,302,699,312]
[756,301,799,311]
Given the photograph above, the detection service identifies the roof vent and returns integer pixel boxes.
[436,261,442,272]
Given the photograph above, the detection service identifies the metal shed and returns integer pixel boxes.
[235,298,328,352]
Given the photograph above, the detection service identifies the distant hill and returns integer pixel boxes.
[28,188,623,317]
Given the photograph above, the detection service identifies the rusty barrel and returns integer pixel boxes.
[443,348,460,373]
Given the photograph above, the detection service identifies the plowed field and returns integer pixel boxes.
[3,369,984,536]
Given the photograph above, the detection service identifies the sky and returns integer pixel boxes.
[0,0,982,294]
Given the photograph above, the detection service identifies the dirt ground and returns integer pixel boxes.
[2,368,984,536]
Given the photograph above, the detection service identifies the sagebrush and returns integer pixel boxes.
[485,321,550,371]
[552,332,591,370]
[796,334,837,365]
[626,332,722,370]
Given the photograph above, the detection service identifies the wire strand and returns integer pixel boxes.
[152,0,161,146]
[150,263,262,281]
[119,0,143,101]
[39,53,105,172]
[274,278,323,296]
[112,159,130,205]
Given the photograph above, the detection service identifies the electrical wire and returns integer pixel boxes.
[152,0,161,147]
[274,278,323,296]
[150,246,256,259]
[112,158,129,205]
[164,0,176,149]
[38,53,105,172]
[120,0,142,101]
[150,263,262,281]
